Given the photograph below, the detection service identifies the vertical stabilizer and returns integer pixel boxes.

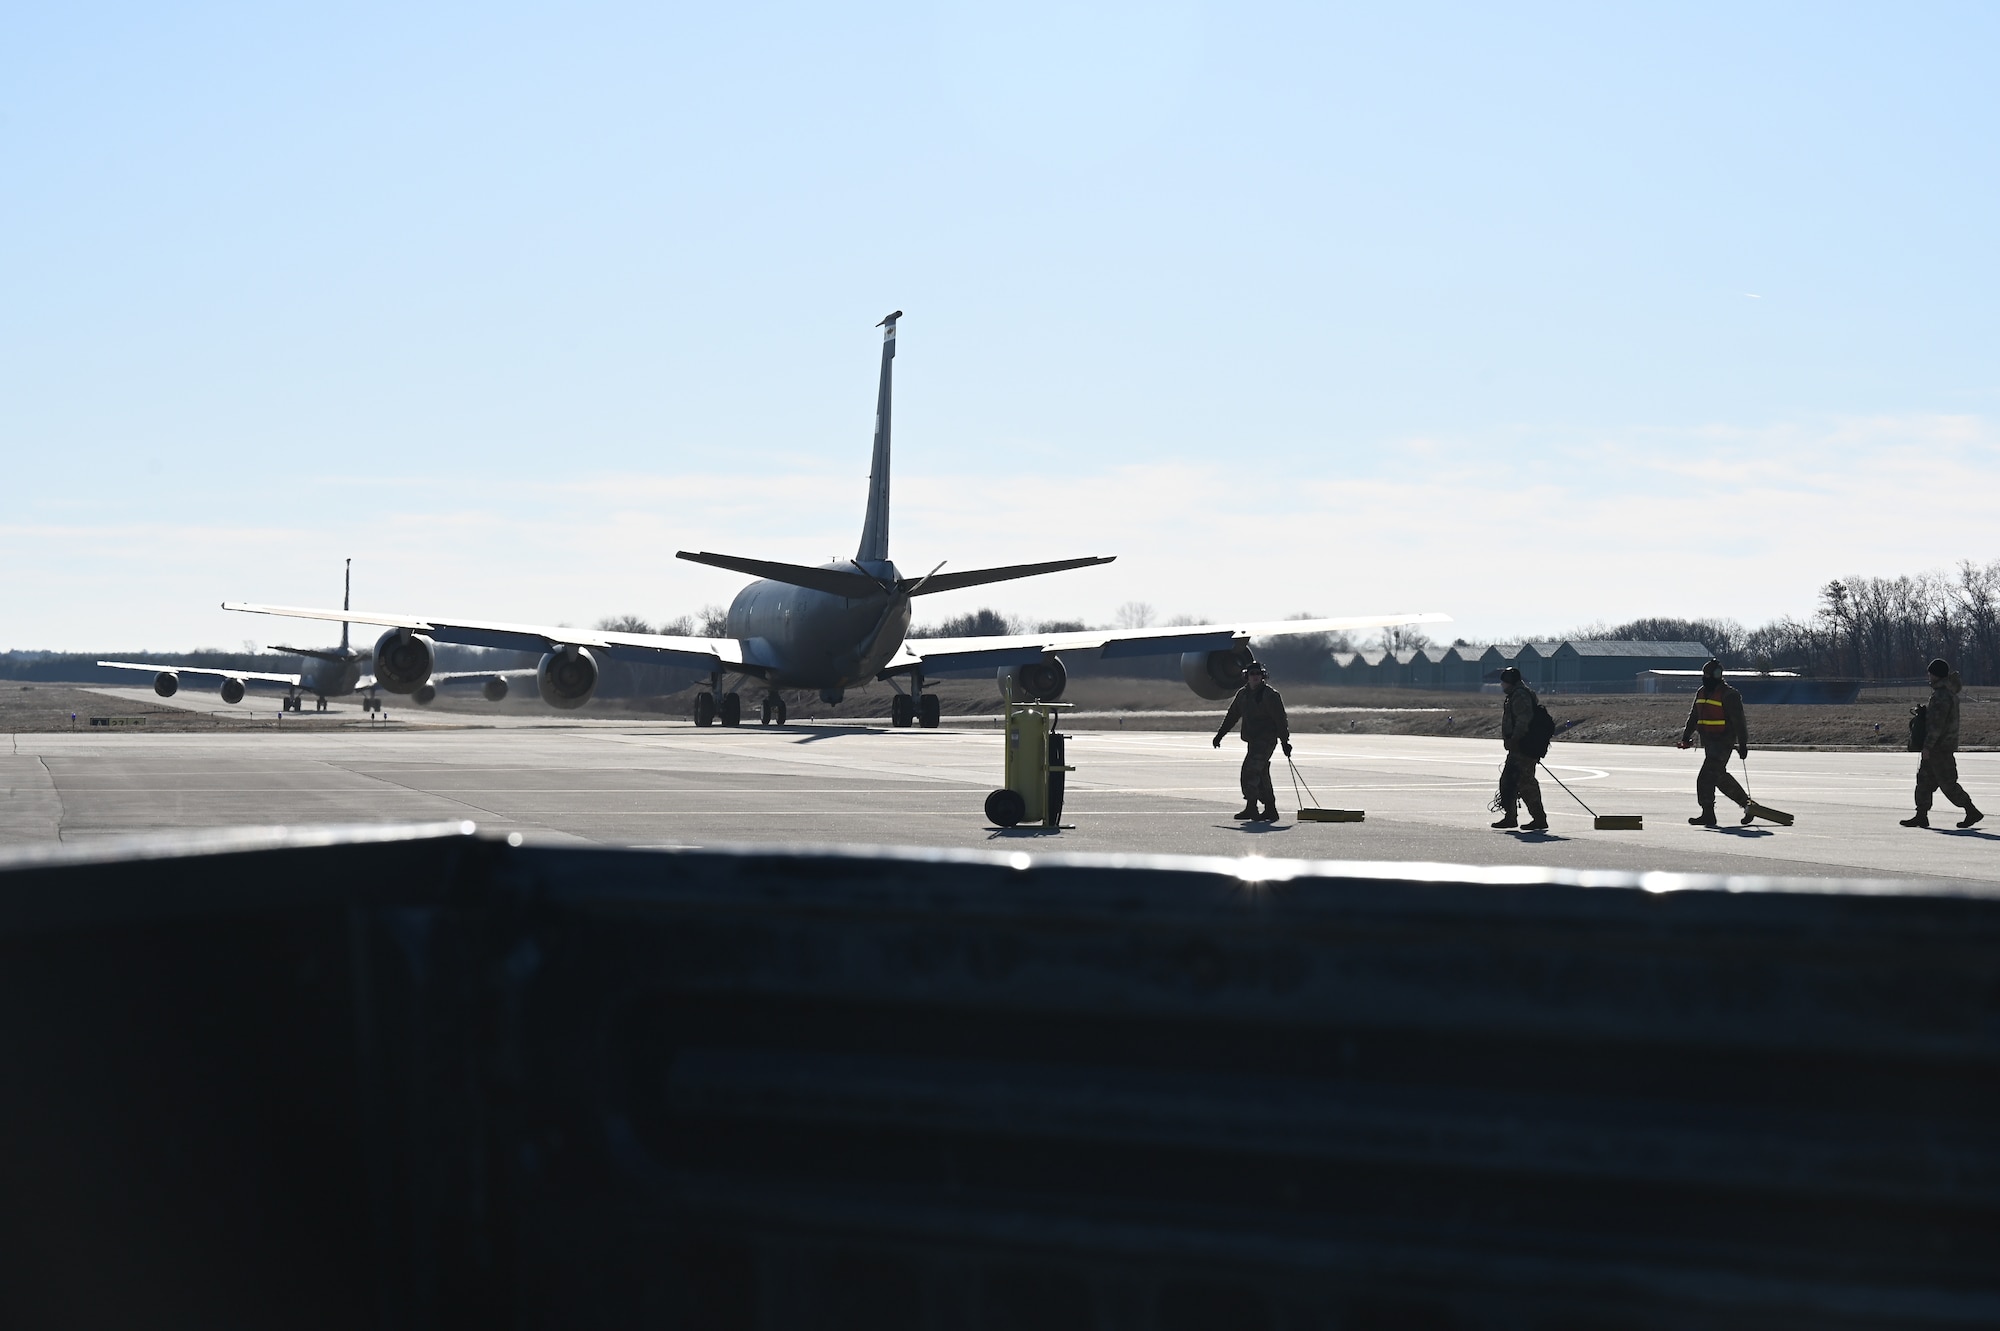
[341,558,352,652]
[856,311,901,563]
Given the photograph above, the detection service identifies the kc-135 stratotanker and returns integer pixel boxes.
[103,560,522,713]
[225,314,1449,727]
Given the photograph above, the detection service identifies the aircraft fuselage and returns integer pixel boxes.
[297,657,365,699]
[726,560,911,690]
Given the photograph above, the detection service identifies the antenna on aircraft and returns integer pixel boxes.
[342,558,352,653]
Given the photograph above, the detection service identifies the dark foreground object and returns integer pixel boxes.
[0,827,1995,1329]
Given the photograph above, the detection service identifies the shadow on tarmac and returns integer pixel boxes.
[1711,827,1777,839]
[787,725,889,744]
[1214,822,1293,835]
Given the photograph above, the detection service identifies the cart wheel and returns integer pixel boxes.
[985,788,1026,828]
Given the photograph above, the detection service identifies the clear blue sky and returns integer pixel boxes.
[5,3,1996,651]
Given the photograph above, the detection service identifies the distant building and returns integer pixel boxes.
[1436,645,1490,691]
[1392,647,1438,689]
[1638,669,1861,704]
[1551,640,1711,692]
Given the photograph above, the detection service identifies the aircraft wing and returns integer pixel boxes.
[887,611,1453,675]
[97,660,305,688]
[222,602,754,673]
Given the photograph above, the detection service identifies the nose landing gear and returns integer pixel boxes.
[760,694,787,726]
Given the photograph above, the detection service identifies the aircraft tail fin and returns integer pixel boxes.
[900,556,1116,597]
[855,311,900,563]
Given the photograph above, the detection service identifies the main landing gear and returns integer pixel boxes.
[694,675,744,728]
[891,677,942,729]
[760,694,787,726]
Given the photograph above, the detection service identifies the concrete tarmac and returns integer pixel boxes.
[5,707,1996,883]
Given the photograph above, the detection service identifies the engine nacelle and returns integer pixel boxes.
[412,684,437,705]
[538,647,599,710]
[373,629,436,694]
[482,676,509,702]
[998,655,1067,703]
[1181,647,1250,701]
[219,677,246,705]
[153,672,179,698]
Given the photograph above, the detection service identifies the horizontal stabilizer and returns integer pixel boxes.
[676,551,885,598]
[269,645,362,663]
[901,556,1116,597]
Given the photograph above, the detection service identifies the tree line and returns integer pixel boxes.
[1551,560,2000,684]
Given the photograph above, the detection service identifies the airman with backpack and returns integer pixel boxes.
[1903,658,1984,830]
[1493,666,1550,831]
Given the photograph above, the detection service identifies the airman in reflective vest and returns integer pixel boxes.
[1677,659,1749,826]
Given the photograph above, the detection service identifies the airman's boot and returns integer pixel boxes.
[1491,804,1518,829]
[1899,812,1929,828]
[1956,807,1982,829]
[1234,805,1259,820]
[1689,811,1717,826]
[1256,804,1281,823]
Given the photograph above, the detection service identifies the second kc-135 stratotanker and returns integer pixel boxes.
[104,561,523,713]
[224,314,1448,727]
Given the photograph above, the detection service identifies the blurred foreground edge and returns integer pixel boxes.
[0,826,1994,1330]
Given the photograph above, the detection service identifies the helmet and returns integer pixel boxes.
[1499,666,1522,685]
[1702,659,1723,678]
[1928,658,1951,678]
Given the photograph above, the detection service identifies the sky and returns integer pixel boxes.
[4,2,1997,652]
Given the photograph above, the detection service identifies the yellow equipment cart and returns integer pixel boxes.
[984,700,1075,829]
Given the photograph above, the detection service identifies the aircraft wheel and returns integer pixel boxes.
[891,694,915,728]
[985,788,1026,828]
[694,693,716,727]
[720,692,742,727]
[771,697,786,726]
[918,694,941,729]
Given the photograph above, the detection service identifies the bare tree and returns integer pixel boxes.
[1114,601,1155,630]
[1379,625,1434,653]
[698,604,730,638]
[597,614,654,634]
[909,608,1018,638]
[656,615,694,637]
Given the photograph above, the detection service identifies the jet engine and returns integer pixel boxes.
[373,629,436,694]
[538,647,599,710]
[219,678,246,704]
[998,655,1067,703]
[153,672,179,698]
[482,676,509,702]
[1181,647,1251,701]
[412,684,437,705]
